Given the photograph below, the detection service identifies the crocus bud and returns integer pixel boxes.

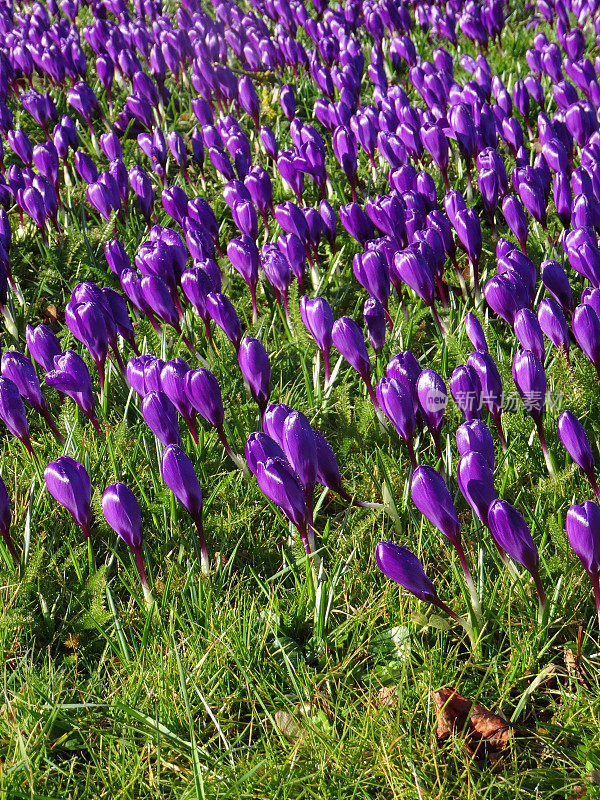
[299,296,333,376]
[245,432,286,477]
[160,358,198,443]
[142,391,181,446]
[450,364,482,422]
[255,456,310,554]
[263,403,293,447]
[44,456,92,539]
[206,292,243,349]
[487,498,545,609]
[332,316,376,406]
[363,298,386,353]
[161,444,209,574]
[558,410,599,499]
[566,501,600,623]
[417,369,447,459]
[411,465,475,591]
[457,451,496,526]
[467,350,506,449]
[282,410,318,534]
[25,324,61,372]
[376,376,416,467]
[1,351,63,443]
[502,194,528,253]
[227,235,259,321]
[0,376,32,454]
[65,301,109,392]
[456,420,495,469]
[102,482,150,602]
[45,351,100,432]
[0,475,16,565]
[514,308,545,362]
[573,304,600,380]
[541,259,573,310]
[375,541,437,603]
[238,336,271,415]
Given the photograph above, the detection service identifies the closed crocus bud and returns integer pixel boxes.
[261,245,292,319]
[25,324,62,372]
[363,298,386,354]
[514,308,545,362]
[1,351,63,443]
[332,316,376,406]
[541,259,573,310]
[238,337,271,415]
[0,474,16,565]
[468,350,506,450]
[484,274,523,326]
[457,451,496,527]
[0,377,33,455]
[376,376,416,467]
[573,304,600,380]
[393,248,442,331]
[227,235,259,321]
[44,456,92,539]
[102,483,151,602]
[161,444,209,574]
[105,239,131,277]
[537,299,570,362]
[512,349,551,471]
[160,358,198,443]
[206,292,243,350]
[65,301,109,393]
[487,498,545,610]
[45,350,100,432]
[411,465,475,589]
[558,410,599,499]
[465,313,488,352]
[263,403,293,448]
[566,501,600,623]
[255,456,311,554]
[450,364,482,423]
[282,410,318,531]
[502,194,528,254]
[142,391,181,447]
[185,368,239,466]
[417,369,447,460]
[456,420,496,469]
[244,432,286,477]
[299,295,334,383]
[353,250,390,314]
[375,541,438,603]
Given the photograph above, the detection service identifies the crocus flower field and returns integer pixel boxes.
[2,0,600,794]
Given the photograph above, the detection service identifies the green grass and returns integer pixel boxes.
[1,0,600,798]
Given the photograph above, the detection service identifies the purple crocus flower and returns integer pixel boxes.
[572,304,600,380]
[411,465,476,600]
[1,351,63,443]
[300,295,334,384]
[161,444,209,574]
[514,309,545,362]
[537,299,570,363]
[450,364,482,423]
[44,456,92,539]
[467,350,506,450]
[160,358,198,444]
[206,292,243,350]
[25,324,62,372]
[332,316,377,407]
[512,349,553,473]
[141,391,181,447]
[566,501,600,625]
[102,483,151,603]
[255,456,311,555]
[376,376,416,468]
[363,298,386,353]
[0,377,33,457]
[227,235,259,322]
[456,420,496,469]
[238,337,271,415]
[282,410,318,541]
[417,369,447,461]
[65,301,109,393]
[376,541,439,603]
[457,451,496,527]
[186,368,240,466]
[487,498,545,612]
[558,410,600,500]
[45,351,101,432]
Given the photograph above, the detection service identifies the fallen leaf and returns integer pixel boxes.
[434,687,513,757]
[274,710,303,741]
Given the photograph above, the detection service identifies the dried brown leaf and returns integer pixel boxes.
[433,687,513,756]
